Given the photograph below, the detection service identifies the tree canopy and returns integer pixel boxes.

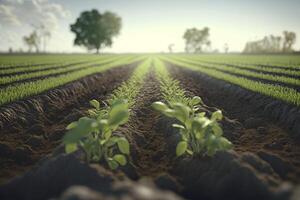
[70,9,122,53]
[183,27,211,53]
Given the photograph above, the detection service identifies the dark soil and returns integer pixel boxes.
[0,64,137,184]
[119,69,172,178]
[167,64,300,184]
[1,62,300,200]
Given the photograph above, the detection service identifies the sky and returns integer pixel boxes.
[0,0,300,53]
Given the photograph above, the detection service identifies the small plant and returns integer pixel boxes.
[152,96,232,157]
[63,99,130,170]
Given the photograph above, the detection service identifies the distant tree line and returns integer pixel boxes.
[243,31,296,53]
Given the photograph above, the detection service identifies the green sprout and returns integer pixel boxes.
[63,99,130,170]
[152,96,232,157]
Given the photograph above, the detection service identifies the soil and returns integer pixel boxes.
[0,63,137,184]
[167,64,300,184]
[118,69,172,178]
[1,61,300,200]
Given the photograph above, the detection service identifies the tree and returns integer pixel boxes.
[183,27,210,53]
[168,44,174,53]
[23,31,40,53]
[224,43,229,53]
[282,31,296,52]
[70,9,122,53]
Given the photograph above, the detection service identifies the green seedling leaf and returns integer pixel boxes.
[107,159,119,170]
[108,100,129,127]
[113,154,127,166]
[172,124,185,130]
[211,110,223,121]
[212,123,223,137]
[104,130,112,140]
[66,122,78,130]
[90,99,100,110]
[164,109,176,117]
[106,136,119,147]
[192,117,211,130]
[218,137,233,149]
[172,103,191,123]
[65,143,78,153]
[186,149,194,155]
[63,117,98,144]
[191,96,203,106]
[117,138,130,154]
[176,141,187,156]
[152,101,169,112]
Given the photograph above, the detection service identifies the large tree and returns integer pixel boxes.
[183,27,211,53]
[70,9,122,53]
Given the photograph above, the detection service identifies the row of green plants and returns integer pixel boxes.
[162,56,300,107]
[177,55,300,70]
[0,55,145,106]
[172,56,300,87]
[175,55,300,79]
[153,58,232,157]
[0,55,108,68]
[0,56,122,85]
[63,58,151,169]
[0,57,109,75]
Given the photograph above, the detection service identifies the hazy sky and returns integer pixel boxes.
[0,0,300,53]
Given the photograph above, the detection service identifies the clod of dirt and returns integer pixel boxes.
[59,186,104,200]
[154,173,182,193]
[244,117,265,129]
[25,135,44,148]
[257,151,291,179]
[25,124,45,136]
[0,142,14,157]
[173,150,293,200]
[0,154,184,200]
[13,145,33,164]
[257,126,267,134]
[264,142,284,150]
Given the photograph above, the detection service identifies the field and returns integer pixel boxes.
[0,54,300,200]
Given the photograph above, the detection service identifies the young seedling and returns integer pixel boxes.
[152,96,232,157]
[63,99,130,170]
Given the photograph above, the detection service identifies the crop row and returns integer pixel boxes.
[177,55,300,70]
[0,55,109,68]
[161,56,300,106]
[0,55,145,106]
[174,55,300,77]
[170,56,300,88]
[153,58,232,157]
[0,56,123,86]
[0,57,109,75]
[63,58,151,168]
